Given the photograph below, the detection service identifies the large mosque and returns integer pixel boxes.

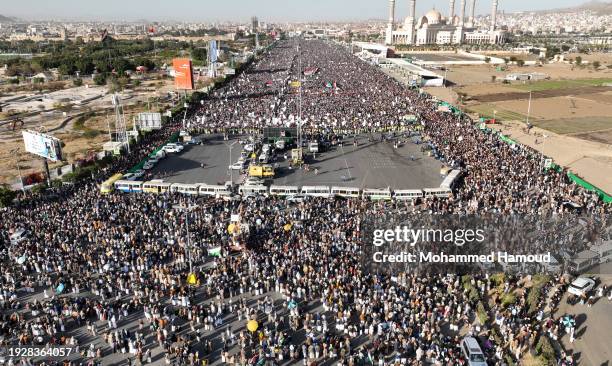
[385,0,507,46]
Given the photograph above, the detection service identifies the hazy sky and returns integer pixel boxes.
[3,0,588,22]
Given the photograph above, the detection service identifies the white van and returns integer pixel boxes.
[331,186,360,198]
[423,188,452,198]
[461,337,487,366]
[301,186,330,198]
[239,184,269,196]
[199,184,232,197]
[114,180,143,193]
[309,142,319,153]
[269,185,300,196]
[170,183,201,195]
[393,189,423,201]
[362,188,392,201]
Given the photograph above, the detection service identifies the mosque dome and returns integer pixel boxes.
[424,8,442,24]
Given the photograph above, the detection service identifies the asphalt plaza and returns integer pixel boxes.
[149,133,444,190]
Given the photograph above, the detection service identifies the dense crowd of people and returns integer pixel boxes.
[1,39,609,366]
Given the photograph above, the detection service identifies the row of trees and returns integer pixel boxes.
[5,37,221,79]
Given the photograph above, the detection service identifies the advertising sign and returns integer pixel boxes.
[209,40,218,63]
[22,130,63,162]
[136,112,162,130]
[172,58,194,90]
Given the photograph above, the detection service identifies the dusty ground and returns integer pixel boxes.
[427,53,612,195]
[445,62,612,88]
[489,121,612,194]
[0,77,178,185]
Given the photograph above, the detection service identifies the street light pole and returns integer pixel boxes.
[173,204,197,273]
[11,149,25,192]
[224,140,238,185]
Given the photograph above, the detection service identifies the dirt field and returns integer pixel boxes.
[433,53,612,194]
[490,121,612,194]
[444,61,612,87]
[0,78,177,186]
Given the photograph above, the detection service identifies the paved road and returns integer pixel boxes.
[151,134,443,190]
[556,269,612,366]
[151,135,244,185]
[7,255,364,366]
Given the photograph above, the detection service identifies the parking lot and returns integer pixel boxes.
[556,267,612,365]
[148,133,443,190]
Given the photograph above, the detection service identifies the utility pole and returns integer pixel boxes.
[42,158,51,186]
[526,91,532,126]
[11,149,25,192]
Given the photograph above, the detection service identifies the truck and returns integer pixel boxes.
[248,164,275,178]
[291,148,303,165]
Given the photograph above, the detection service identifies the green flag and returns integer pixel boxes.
[208,246,221,257]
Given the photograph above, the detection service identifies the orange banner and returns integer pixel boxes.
[172,58,194,90]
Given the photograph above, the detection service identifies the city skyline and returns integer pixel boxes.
[1,0,598,22]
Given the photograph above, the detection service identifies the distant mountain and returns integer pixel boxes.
[540,1,612,15]
[0,14,17,23]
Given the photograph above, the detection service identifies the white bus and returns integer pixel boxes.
[331,186,361,198]
[114,180,143,193]
[423,187,452,198]
[301,186,330,198]
[239,184,269,196]
[170,183,201,196]
[362,188,392,201]
[393,189,423,201]
[199,184,232,197]
[269,185,300,196]
[142,180,171,194]
[440,169,462,190]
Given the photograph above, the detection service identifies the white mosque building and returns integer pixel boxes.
[385,0,507,46]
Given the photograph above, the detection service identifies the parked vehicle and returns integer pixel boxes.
[461,337,487,366]
[248,164,275,178]
[229,161,246,170]
[568,277,596,297]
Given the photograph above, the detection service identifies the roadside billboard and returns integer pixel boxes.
[172,58,194,90]
[22,130,63,162]
[136,112,162,130]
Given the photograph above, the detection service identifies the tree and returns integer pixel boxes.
[516,59,525,67]
[93,73,107,86]
[73,78,83,87]
[58,62,77,76]
[592,61,600,70]
[575,56,582,66]
[484,57,491,64]
[0,185,17,207]
[491,75,497,83]
[191,47,208,63]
